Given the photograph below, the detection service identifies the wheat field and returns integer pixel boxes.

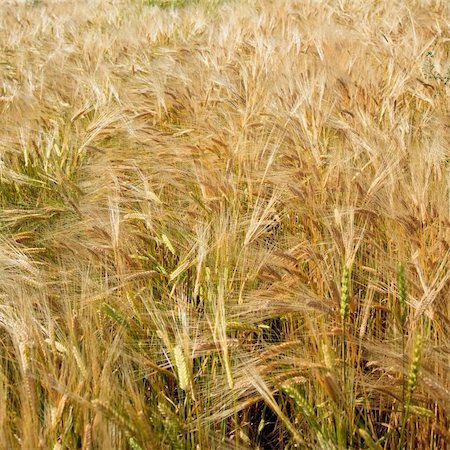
[0,0,449,448]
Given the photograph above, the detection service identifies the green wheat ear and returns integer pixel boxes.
[281,383,316,424]
[398,333,423,450]
[173,344,190,392]
[128,437,143,450]
[340,266,350,322]
[407,334,422,397]
[281,383,331,448]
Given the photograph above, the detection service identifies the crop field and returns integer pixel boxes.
[0,0,449,448]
